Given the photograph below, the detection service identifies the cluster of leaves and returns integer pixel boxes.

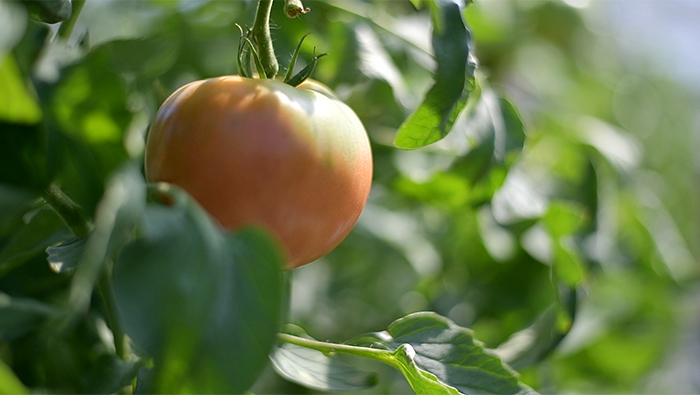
[1,0,698,394]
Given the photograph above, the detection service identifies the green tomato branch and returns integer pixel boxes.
[57,0,86,39]
[278,333,393,361]
[252,0,279,78]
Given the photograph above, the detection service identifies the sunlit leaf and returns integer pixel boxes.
[394,0,475,149]
[0,54,42,124]
[113,184,284,394]
[351,312,537,395]
[0,358,29,395]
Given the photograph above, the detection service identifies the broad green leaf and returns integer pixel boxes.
[46,236,87,273]
[83,354,142,395]
[394,0,475,149]
[0,358,29,395]
[113,184,284,394]
[271,342,378,391]
[351,312,537,395]
[0,292,60,340]
[0,207,71,275]
[0,123,51,191]
[0,54,42,124]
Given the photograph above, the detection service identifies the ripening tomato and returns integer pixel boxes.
[145,76,373,268]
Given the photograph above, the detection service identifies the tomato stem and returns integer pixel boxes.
[42,182,91,237]
[252,0,279,78]
[57,0,86,39]
[278,333,393,360]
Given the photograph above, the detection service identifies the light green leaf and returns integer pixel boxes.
[394,0,475,149]
[0,55,42,124]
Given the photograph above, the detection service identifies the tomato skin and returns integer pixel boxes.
[145,76,372,268]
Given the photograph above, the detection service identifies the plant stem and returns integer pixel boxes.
[278,333,393,360]
[98,263,127,359]
[42,182,91,237]
[252,0,278,78]
[57,0,86,39]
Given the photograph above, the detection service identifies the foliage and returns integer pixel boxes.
[1,0,698,394]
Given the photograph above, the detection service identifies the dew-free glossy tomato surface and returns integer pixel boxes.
[145,76,373,268]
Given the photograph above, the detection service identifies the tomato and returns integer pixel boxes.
[145,76,373,268]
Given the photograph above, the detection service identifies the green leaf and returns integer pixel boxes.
[0,292,60,340]
[271,342,378,391]
[0,358,29,395]
[83,354,142,395]
[62,166,145,325]
[451,89,526,185]
[351,312,537,395]
[91,38,179,79]
[0,54,42,124]
[394,0,475,149]
[46,236,87,273]
[543,201,586,238]
[0,207,71,275]
[552,240,585,287]
[113,184,284,394]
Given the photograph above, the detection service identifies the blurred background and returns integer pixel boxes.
[4,0,699,393]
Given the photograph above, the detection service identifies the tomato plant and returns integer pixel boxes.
[1,0,698,394]
[145,76,372,268]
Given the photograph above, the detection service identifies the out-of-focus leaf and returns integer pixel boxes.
[451,89,526,185]
[0,184,38,237]
[394,0,475,149]
[395,172,470,210]
[0,122,50,191]
[113,184,284,394]
[350,312,537,395]
[553,240,585,287]
[543,201,586,238]
[0,54,42,124]
[22,0,72,24]
[92,38,179,79]
[83,354,141,395]
[0,207,70,274]
[62,165,145,324]
[495,286,577,370]
[0,1,27,54]
[0,358,29,395]
[271,341,378,391]
[46,236,87,273]
[0,292,59,340]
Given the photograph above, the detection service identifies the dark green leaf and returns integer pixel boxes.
[113,184,284,394]
[83,354,142,395]
[62,166,145,325]
[46,236,87,273]
[351,312,537,395]
[0,292,60,340]
[0,122,51,191]
[394,0,475,149]
[0,207,71,273]
[271,342,377,391]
